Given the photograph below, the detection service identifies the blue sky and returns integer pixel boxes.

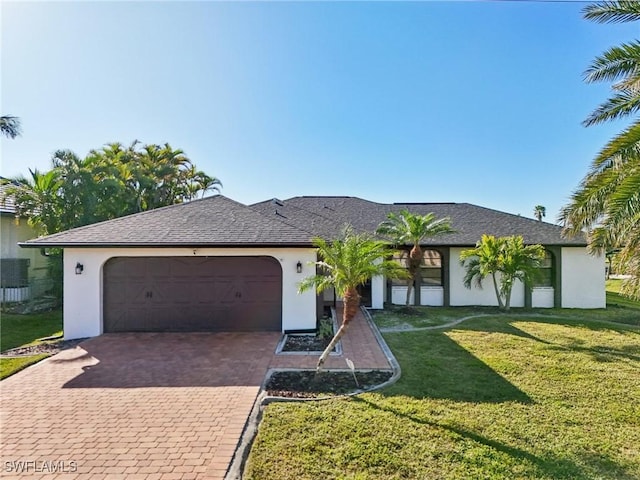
[1,1,637,222]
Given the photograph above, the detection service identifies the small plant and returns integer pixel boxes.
[345,358,360,388]
[316,317,333,340]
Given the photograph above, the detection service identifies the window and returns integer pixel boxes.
[390,250,443,287]
[421,250,443,286]
[534,251,554,287]
[391,252,409,286]
[1,258,30,288]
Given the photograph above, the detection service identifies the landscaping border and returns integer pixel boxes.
[274,310,342,356]
[225,306,402,480]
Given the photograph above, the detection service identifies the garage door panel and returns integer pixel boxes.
[104,256,282,332]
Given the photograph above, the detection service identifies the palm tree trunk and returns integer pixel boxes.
[491,272,504,309]
[316,287,360,371]
[405,279,413,306]
[407,245,422,306]
[504,281,512,312]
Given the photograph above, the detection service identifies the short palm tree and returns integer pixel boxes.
[0,115,21,139]
[460,234,507,309]
[534,205,546,222]
[561,0,640,299]
[376,210,454,306]
[460,235,546,311]
[298,228,408,371]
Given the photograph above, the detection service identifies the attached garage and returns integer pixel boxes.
[103,256,282,332]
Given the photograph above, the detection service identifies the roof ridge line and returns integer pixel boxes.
[460,202,562,229]
[27,195,226,240]
[249,202,326,238]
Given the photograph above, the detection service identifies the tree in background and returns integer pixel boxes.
[2,141,221,235]
[534,205,546,222]
[460,235,546,311]
[1,115,21,139]
[298,229,408,371]
[560,0,640,299]
[376,210,454,306]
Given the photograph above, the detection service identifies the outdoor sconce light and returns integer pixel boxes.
[75,262,84,275]
[296,261,303,274]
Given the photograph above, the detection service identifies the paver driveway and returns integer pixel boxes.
[0,332,281,480]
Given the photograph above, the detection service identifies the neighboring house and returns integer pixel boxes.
[20,195,605,340]
[0,182,50,302]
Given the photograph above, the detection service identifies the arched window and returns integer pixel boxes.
[534,250,554,287]
[421,249,443,286]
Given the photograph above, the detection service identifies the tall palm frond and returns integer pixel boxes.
[563,0,640,299]
[376,210,454,305]
[583,0,640,24]
[0,115,21,139]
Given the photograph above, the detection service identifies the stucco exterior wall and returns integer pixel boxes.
[371,274,385,309]
[449,247,525,307]
[532,287,554,308]
[389,286,444,306]
[2,216,49,279]
[63,247,317,340]
[561,247,605,308]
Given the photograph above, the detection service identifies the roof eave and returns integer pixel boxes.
[19,241,315,249]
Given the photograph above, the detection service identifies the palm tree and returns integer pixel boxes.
[460,234,507,310]
[0,115,21,139]
[1,169,63,235]
[460,235,546,311]
[183,165,222,201]
[561,0,640,299]
[534,205,546,222]
[376,210,454,306]
[298,229,408,371]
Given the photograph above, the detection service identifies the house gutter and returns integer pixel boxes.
[18,242,316,249]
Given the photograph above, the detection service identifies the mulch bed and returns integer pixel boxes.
[1,338,87,358]
[266,370,393,398]
[281,335,334,353]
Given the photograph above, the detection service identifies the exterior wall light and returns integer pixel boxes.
[296,261,303,274]
[75,262,84,275]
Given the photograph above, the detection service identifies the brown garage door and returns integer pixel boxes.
[103,256,282,332]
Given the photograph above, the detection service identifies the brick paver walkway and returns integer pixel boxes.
[0,307,390,480]
[269,306,391,370]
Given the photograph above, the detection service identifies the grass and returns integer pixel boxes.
[373,305,502,329]
[374,285,640,329]
[606,278,640,312]
[606,278,624,294]
[1,309,63,351]
[246,295,640,479]
[0,354,49,380]
[0,309,62,379]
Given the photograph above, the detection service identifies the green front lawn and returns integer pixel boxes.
[246,313,640,479]
[0,354,50,380]
[1,310,63,351]
[0,310,62,379]
[373,305,502,329]
[375,284,640,330]
[606,279,640,312]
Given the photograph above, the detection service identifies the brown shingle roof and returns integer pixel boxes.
[21,194,586,248]
[250,196,586,246]
[21,195,314,247]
